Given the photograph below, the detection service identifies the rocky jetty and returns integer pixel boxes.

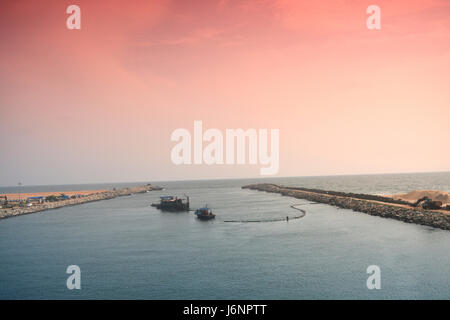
[0,184,162,220]
[242,184,450,230]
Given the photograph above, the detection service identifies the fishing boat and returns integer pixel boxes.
[152,195,189,212]
[195,207,216,220]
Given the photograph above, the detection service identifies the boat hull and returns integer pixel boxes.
[196,214,215,220]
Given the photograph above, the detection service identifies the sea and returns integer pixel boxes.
[0,172,449,299]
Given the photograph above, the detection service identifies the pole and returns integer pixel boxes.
[18,182,22,206]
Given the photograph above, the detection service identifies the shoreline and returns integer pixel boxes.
[242,184,450,230]
[0,184,162,220]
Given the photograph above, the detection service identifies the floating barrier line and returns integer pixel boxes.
[223,202,310,223]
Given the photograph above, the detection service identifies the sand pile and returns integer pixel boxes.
[390,190,450,205]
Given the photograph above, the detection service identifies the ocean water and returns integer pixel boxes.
[0,172,449,299]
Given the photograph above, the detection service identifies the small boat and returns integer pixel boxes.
[195,207,216,220]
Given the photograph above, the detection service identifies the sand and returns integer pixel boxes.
[1,190,107,201]
[389,190,450,205]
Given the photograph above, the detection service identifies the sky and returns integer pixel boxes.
[0,0,449,186]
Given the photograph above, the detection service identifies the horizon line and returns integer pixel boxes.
[1,170,449,189]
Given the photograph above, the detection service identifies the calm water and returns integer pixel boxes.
[0,172,449,299]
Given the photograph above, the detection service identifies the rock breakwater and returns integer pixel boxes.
[242,184,450,230]
[0,184,162,220]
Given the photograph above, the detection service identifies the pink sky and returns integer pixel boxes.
[0,0,449,185]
